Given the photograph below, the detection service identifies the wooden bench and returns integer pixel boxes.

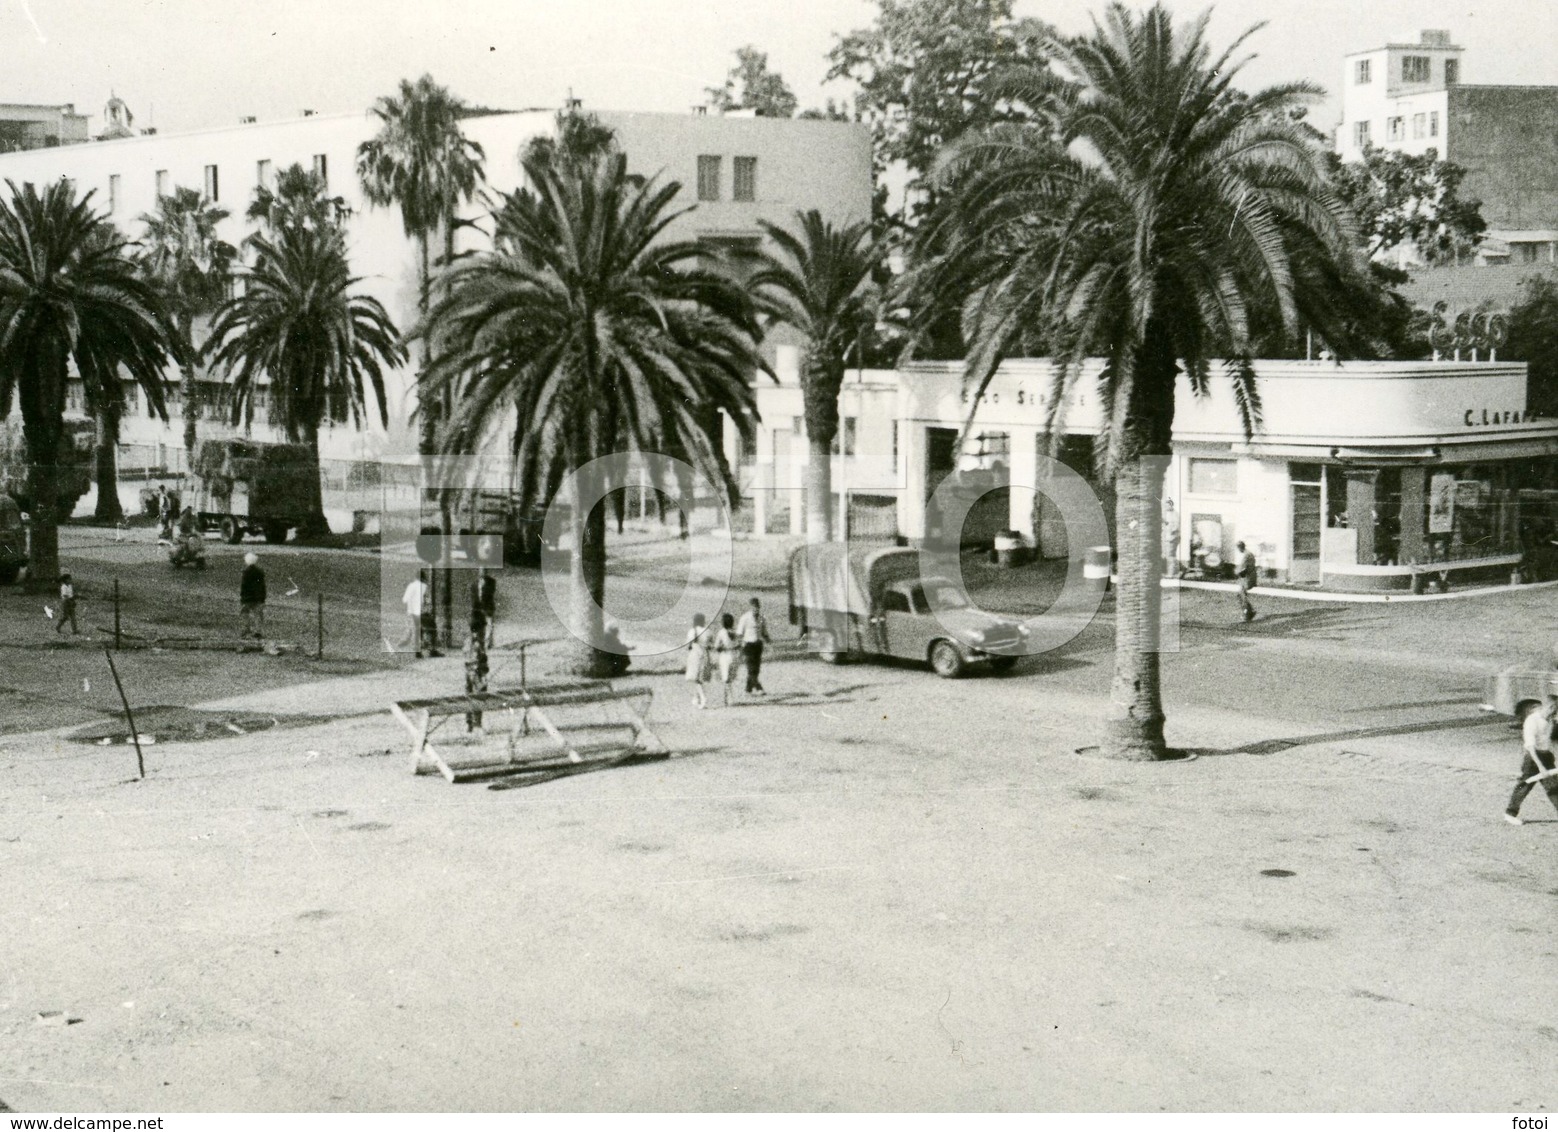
[389,680,668,784]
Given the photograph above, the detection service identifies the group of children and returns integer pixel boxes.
[684,597,771,709]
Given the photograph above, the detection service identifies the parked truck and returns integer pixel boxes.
[189,438,315,544]
[788,544,1029,678]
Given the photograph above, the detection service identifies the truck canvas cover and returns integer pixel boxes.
[788,544,935,618]
[192,438,314,517]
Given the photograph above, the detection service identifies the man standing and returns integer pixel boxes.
[1235,540,1258,622]
[239,552,266,641]
[402,570,430,658]
[1506,695,1558,825]
[471,568,497,649]
[735,596,771,695]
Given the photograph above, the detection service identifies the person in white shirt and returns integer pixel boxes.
[734,596,771,695]
[402,572,430,658]
[1506,695,1558,825]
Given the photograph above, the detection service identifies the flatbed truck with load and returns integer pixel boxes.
[788,544,1029,678]
[189,438,315,544]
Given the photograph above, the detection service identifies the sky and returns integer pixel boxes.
[2,0,1556,136]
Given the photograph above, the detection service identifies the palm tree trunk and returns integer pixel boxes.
[93,407,123,524]
[1098,456,1167,759]
[299,420,329,538]
[565,452,612,678]
[22,412,62,592]
[1099,326,1177,761]
[180,313,199,460]
[805,431,834,543]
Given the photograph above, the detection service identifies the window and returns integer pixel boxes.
[1353,120,1372,148]
[696,155,721,201]
[1355,59,1372,84]
[1188,458,1238,495]
[1444,58,1459,85]
[836,416,857,457]
[108,174,121,214]
[733,156,756,202]
[124,384,140,415]
[257,159,273,188]
[1386,116,1405,142]
[311,153,328,187]
[1413,113,1426,139]
[203,164,219,201]
[891,420,899,473]
[1430,111,1440,138]
[883,590,911,614]
[1402,55,1431,83]
[155,169,169,198]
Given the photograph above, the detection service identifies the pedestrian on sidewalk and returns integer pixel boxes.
[156,484,173,540]
[1235,541,1258,622]
[402,571,430,658]
[54,573,79,635]
[712,612,739,706]
[685,612,711,709]
[240,552,266,641]
[1505,695,1558,825]
[464,613,490,735]
[470,568,497,649]
[736,596,771,694]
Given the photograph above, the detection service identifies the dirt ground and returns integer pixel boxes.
[2,634,1556,1112]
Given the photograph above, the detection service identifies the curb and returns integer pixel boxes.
[1165,576,1558,604]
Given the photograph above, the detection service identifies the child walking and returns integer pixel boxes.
[685,613,711,709]
[712,612,740,707]
[55,573,79,635]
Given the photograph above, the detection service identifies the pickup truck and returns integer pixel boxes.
[788,544,1028,678]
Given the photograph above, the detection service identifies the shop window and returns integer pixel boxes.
[1402,55,1431,83]
[733,156,757,201]
[1353,121,1371,148]
[696,155,721,201]
[1355,59,1372,85]
[1188,458,1237,495]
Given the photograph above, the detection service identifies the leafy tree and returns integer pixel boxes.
[357,75,486,456]
[0,180,180,585]
[707,46,799,117]
[1327,146,1486,266]
[422,151,764,677]
[748,210,882,541]
[1505,275,1558,418]
[826,0,1052,224]
[932,4,1382,760]
[137,187,237,462]
[204,222,405,536]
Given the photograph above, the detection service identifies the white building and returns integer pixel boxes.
[1336,29,1558,266]
[746,357,1558,593]
[0,102,872,473]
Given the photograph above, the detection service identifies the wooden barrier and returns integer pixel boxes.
[389,680,668,784]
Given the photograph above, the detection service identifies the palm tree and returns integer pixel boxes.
[247,164,350,245]
[931,3,1380,759]
[748,209,881,541]
[0,180,179,586]
[422,151,765,677]
[203,222,405,535]
[356,74,486,454]
[137,186,236,461]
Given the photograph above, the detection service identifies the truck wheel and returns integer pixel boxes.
[930,640,965,679]
[263,523,288,544]
[221,517,242,544]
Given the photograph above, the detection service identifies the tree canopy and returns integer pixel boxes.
[707,46,799,118]
[1326,145,1486,266]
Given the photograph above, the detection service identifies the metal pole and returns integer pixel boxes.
[520,642,526,689]
[104,649,144,780]
[316,591,324,660]
[113,578,120,651]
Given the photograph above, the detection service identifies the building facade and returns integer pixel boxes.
[1337,29,1558,265]
[0,102,90,153]
[745,358,1558,592]
[0,103,872,473]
